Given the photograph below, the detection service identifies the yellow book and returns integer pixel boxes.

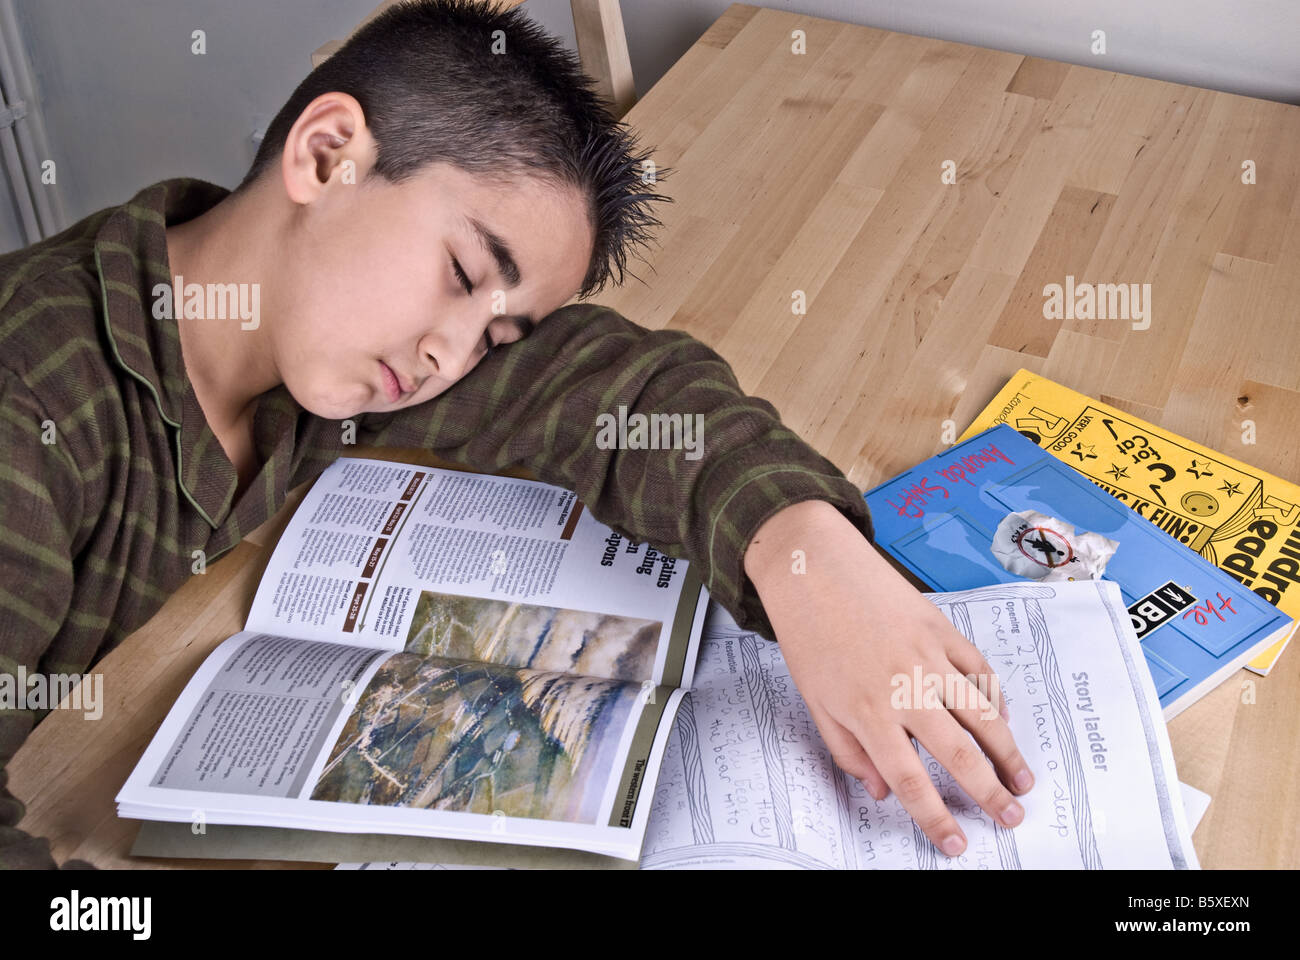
[959,370,1299,674]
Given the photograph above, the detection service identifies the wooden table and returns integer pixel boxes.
[12,3,1299,870]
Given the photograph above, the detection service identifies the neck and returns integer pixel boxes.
[165,179,284,431]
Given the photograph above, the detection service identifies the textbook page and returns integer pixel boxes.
[244,456,707,689]
[335,769,1208,868]
[338,771,1206,869]
[636,580,1197,869]
[1179,782,1211,834]
[116,630,686,860]
[337,581,1201,870]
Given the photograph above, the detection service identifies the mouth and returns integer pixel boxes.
[378,361,409,403]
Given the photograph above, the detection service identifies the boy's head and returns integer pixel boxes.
[225,0,671,418]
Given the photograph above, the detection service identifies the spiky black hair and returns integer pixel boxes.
[241,0,673,297]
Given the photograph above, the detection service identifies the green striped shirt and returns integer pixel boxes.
[0,178,873,868]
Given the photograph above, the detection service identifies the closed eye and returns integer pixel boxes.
[449,255,497,354]
[451,255,473,295]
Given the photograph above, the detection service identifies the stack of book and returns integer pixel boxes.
[863,417,1291,720]
[958,369,1298,676]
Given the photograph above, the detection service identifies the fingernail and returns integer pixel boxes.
[941,834,964,856]
[1014,769,1034,791]
[1002,799,1024,825]
[1000,702,1010,722]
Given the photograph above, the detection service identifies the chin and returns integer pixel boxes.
[288,377,371,421]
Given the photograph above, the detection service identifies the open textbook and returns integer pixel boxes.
[343,580,1201,870]
[116,456,711,860]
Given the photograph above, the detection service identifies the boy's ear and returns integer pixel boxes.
[280,91,377,204]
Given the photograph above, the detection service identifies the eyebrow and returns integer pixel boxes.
[464,214,535,326]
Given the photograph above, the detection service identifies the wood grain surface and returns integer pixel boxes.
[12,3,1298,869]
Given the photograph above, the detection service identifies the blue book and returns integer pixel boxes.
[863,424,1293,719]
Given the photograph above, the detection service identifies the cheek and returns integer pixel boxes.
[275,321,373,419]
[302,227,418,324]
[295,369,373,420]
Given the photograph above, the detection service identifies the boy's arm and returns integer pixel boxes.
[354,306,1037,856]
[353,302,874,639]
[0,369,95,869]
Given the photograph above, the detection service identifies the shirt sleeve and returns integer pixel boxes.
[353,302,875,641]
[0,368,96,869]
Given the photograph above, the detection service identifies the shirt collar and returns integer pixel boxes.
[93,178,243,529]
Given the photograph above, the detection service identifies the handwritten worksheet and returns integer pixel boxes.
[640,580,1197,869]
[340,579,1200,870]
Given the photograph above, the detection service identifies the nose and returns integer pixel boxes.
[421,318,485,384]
[424,347,470,384]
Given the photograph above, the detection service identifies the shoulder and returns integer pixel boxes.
[0,213,124,469]
[0,209,119,356]
[0,206,112,313]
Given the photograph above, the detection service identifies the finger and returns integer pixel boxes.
[807,698,890,801]
[944,636,1008,721]
[910,707,1025,832]
[945,646,1035,796]
[858,722,968,857]
[944,672,1035,797]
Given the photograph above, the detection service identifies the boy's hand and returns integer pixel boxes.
[743,500,1036,857]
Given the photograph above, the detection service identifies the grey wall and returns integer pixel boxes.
[0,173,26,252]
[2,0,1297,253]
[620,1,1300,110]
[5,0,575,234]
